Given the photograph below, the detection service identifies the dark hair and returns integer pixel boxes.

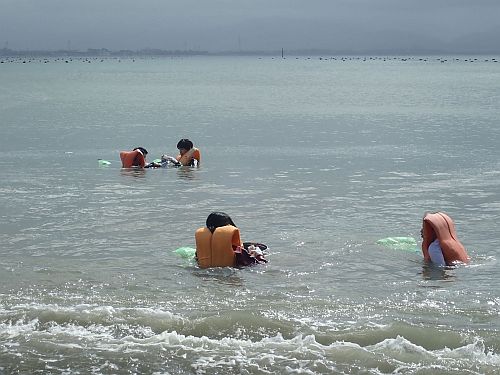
[206,212,236,233]
[133,147,148,155]
[177,139,193,150]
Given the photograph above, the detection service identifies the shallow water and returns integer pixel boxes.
[1,55,500,374]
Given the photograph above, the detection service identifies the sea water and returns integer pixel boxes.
[1,55,500,374]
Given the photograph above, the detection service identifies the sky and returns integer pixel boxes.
[1,0,500,53]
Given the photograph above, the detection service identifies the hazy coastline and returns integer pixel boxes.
[2,47,500,59]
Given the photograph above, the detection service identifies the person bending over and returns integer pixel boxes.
[421,211,469,266]
[195,212,266,268]
[120,147,148,168]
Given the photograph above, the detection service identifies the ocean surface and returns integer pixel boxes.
[1,55,500,374]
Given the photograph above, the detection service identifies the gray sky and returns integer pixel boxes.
[1,0,500,52]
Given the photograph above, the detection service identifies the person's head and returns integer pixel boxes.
[206,212,236,233]
[177,139,193,155]
[133,147,148,156]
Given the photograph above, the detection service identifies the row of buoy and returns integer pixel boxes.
[1,56,499,64]
[0,57,136,64]
[281,56,499,63]
[260,55,500,63]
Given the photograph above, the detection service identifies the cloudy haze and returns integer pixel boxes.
[1,0,499,53]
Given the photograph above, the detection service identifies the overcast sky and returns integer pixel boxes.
[1,0,500,52]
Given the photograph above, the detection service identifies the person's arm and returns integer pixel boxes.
[420,228,431,262]
[161,155,181,166]
[170,156,182,166]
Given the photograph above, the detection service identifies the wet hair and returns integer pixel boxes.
[133,147,148,155]
[206,212,236,233]
[177,139,193,150]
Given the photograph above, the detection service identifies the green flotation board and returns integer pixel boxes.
[376,237,419,252]
[173,246,196,259]
[98,159,111,166]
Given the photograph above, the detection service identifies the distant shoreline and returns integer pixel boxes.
[1,47,499,58]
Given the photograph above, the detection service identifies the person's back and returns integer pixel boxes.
[195,212,267,268]
[195,225,241,268]
[120,147,148,168]
[195,212,240,268]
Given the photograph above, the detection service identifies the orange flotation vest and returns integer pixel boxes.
[422,212,469,264]
[195,225,241,268]
[120,150,146,168]
[176,147,201,166]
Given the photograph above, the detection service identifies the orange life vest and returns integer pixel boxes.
[195,225,241,268]
[422,212,469,264]
[176,147,201,166]
[120,150,146,168]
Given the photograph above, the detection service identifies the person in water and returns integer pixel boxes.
[195,212,267,268]
[119,147,148,168]
[420,211,470,266]
[162,138,201,167]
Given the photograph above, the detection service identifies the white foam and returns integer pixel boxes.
[0,318,39,339]
[2,304,500,373]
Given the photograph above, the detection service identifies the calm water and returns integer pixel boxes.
[1,55,500,374]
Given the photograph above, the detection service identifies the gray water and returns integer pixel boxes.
[1,56,500,374]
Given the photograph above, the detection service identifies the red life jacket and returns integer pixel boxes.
[120,150,146,168]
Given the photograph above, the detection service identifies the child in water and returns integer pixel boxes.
[421,211,469,266]
[195,212,267,268]
[206,212,266,258]
[162,139,201,167]
[120,147,148,168]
